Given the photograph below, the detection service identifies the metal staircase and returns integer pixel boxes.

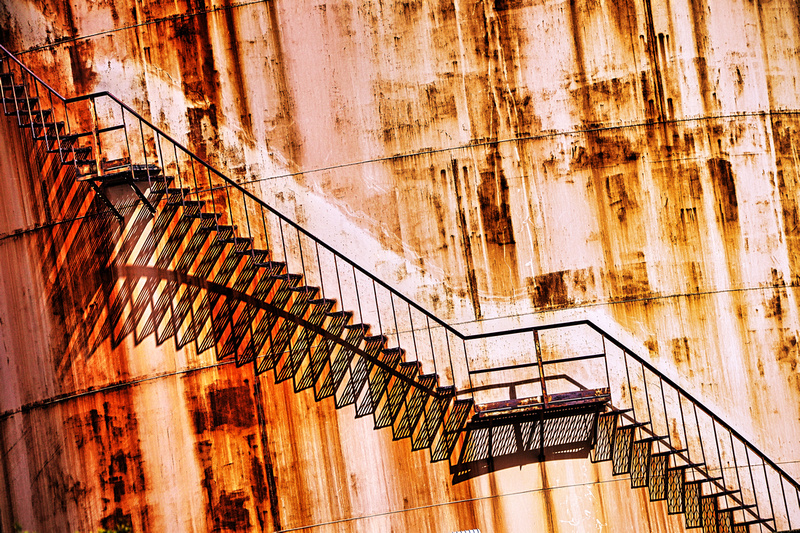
[1,44,799,532]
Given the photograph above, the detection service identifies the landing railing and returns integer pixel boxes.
[599,324,800,532]
[1,43,798,531]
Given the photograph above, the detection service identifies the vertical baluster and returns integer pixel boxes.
[462,337,472,394]
[425,315,434,367]
[208,167,219,226]
[407,303,419,369]
[224,172,234,233]
[334,255,344,307]
[0,61,8,115]
[372,280,382,337]
[30,76,46,146]
[711,420,727,494]
[279,219,288,267]
[744,445,762,524]
[763,455,776,530]
[659,377,671,449]
[297,228,307,280]
[123,108,134,180]
[189,156,200,204]
[442,329,451,383]
[795,485,800,533]
[24,80,36,139]
[623,350,636,419]
[640,362,653,429]
[315,242,324,300]
[693,404,707,469]
[47,90,63,163]
[122,107,153,212]
[445,326,456,388]
[156,132,167,192]
[728,433,745,518]
[353,265,362,325]
[390,293,400,351]
[678,391,692,473]
[779,474,791,531]
[62,94,70,134]
[91,97,102,174]
[174,144,185,205]
[602,336,611,394]
[242,190,253,246]
[138,119,152,188]
[262,205,271,256]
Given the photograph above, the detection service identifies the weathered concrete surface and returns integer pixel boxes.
[0,0,799,531]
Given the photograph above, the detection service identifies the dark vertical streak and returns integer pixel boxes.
[642,0,666,121]
[754,0,775,109]
[452,159,482,319]
[252,376,281,532]
[265,0,302,167]
[221,0,253,137]
[688,0,715,115]
[0,418,14,530]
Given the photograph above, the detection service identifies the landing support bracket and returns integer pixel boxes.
[84,180,124,222]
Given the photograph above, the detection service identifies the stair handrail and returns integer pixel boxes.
[0,44,66,103]
[3,43,799,528]
[594,322,800,495]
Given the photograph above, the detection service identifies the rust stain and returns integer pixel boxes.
[209,384,257,429]
[172,11,221,162]
[707,157,743,285]
[609,252,651,298]
[452,159,483,319]
[528,271,569,309]
[252,376,281,532]
[641,0,667,122]
[538,462,557,532]
[430,166,450,245]
[490,3,538,137]
[264,0,302,167]
[568,0,592,125]
[707,158,738,224]
[221,0,253,140]
[644,336,658,356]
[215,490,252,531]
[185,375,275,532]
[688,0,718,115]
[771,118,800,292]
[671,337,691,366]
[66,396,148,531]
[571,134,640,170]
[62,0,98,92]
[478,147,515,246]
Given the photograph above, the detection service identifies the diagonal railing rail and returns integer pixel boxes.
[1,42,798,531]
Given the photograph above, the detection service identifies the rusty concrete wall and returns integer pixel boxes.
[1,0,799,531]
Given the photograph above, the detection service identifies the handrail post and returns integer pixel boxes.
[602,336,611,394]
[90,97,102,178]
[462,338,473,399]
[534,329,547,407]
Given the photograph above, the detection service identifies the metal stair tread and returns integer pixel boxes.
[634,434,669,443]
[78,164,162,185]
[719,504,756,512]
[617,421,649,430]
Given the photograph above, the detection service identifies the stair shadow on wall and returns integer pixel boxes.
[36,181,243,367]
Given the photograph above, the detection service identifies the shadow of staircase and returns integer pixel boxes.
[1,44,799,533]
